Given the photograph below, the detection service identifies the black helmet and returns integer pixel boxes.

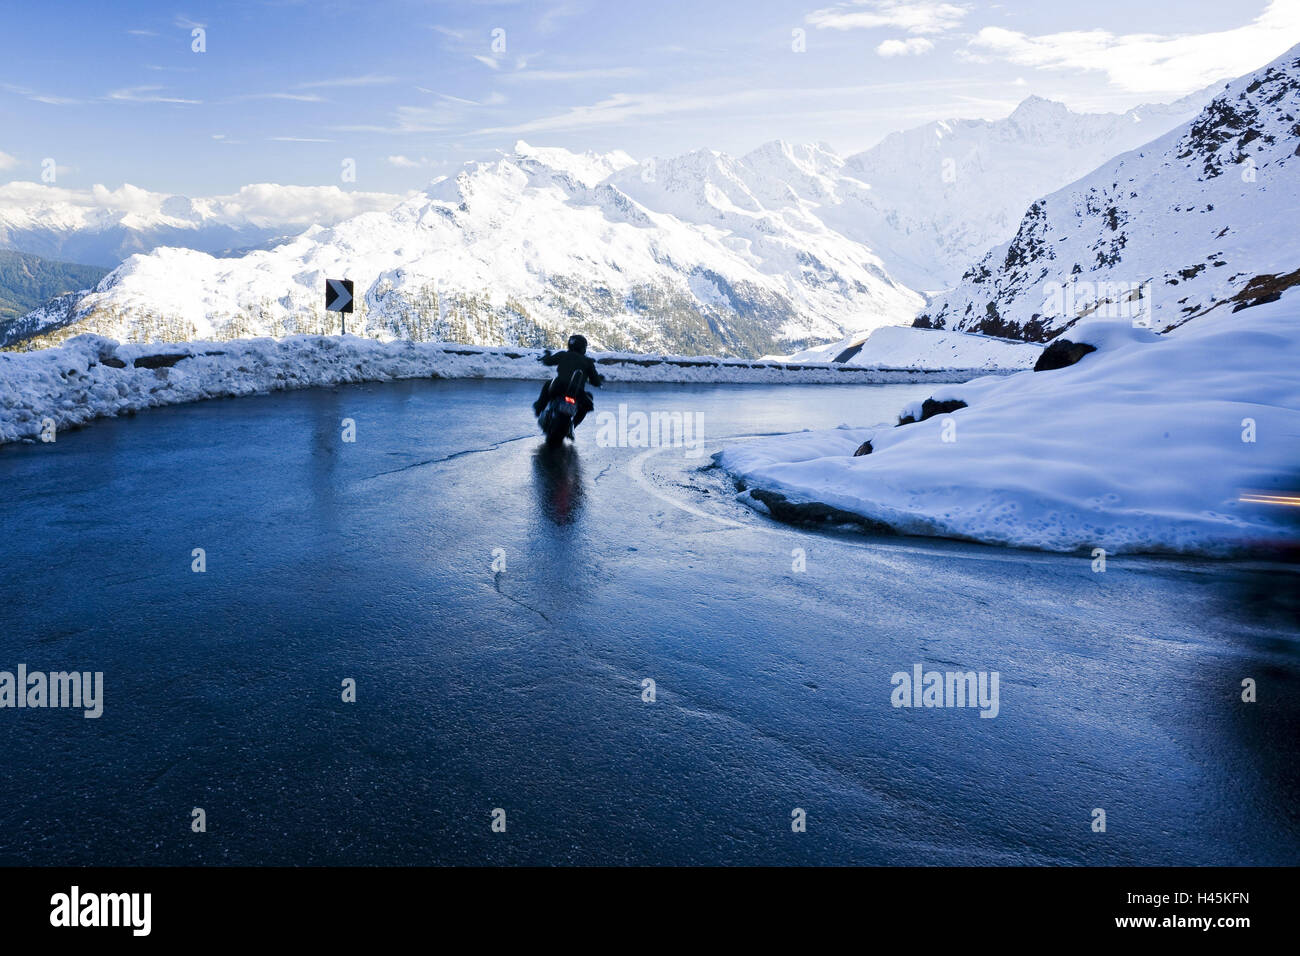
[567,334,588,354]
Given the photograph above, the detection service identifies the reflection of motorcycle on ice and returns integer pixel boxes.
[533,443,584,524]
[532,334,603,446]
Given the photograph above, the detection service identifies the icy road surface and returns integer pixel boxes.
[1,379,1296,864]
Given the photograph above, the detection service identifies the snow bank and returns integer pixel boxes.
[0,335,990,445]
[850,326,1041,370]
[718,300,1300,555]
[772,325,1042,371]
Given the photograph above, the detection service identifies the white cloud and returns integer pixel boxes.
[108,85,201,105]
[296,75,397,89]
[537,2,582,35]
[235,92,325,102]
[388,104,459,132]
[0,151,19,171]
[501,67,644,82]
[207,185,407,226]
[473,55,502,70]
[338,90,506,135]
[877,37,935,56]
[2,83,80,106]
[808,1,967,35]
[966,0,1300,94]
[387,155,422,168]
[472,81,971,135]
[0,181,405,229]
[474,91,720,134]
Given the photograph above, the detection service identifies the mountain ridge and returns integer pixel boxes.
[3,86,1228,356]
[914,45,1300,341]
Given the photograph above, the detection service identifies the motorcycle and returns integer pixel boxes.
[536,369,589,446]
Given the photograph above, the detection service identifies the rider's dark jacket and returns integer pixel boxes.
[541,349,604,390]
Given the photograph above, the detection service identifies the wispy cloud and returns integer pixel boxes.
[2,82,81,106]
[333,89,505,135]
[423,90,479,105]
[537,2,583,35]
[501,66,644,82]
[234,92,325,102]
[270,136,334,143]
[808,1,967,35]
[108,85,202,104]
[387,155,423,168]
[964,0,1300,94]
[0,150,19,171]
[296,74,398,90]
[473,55,503,70]
[127,28,159,37]
[471,81,972,135]
[173,15,206,29]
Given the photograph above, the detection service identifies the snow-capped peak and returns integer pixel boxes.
[31,136,923,355]
[838,90,1214,288]
[917,42,1300,340]
[509,140,636,187]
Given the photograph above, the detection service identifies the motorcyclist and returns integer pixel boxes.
[533,334,603,426]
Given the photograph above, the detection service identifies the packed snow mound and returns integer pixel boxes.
[774,325,1042,370]
[33,142,922,358]
[0,181,406,267]
[917,45,1300,341]
[717,299,1300,555]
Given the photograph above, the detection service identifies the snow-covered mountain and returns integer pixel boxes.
[609,96,1209,295]
[0,181,405,268]
[24,141,922,356]
[837,90,1211,290]
[3,87,1223,356]
[915,46,1300,340]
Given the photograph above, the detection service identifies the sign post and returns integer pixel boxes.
[325,278,354,335]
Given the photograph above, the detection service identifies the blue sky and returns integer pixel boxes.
[2,0,1297,195]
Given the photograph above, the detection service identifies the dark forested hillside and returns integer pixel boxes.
[0,249,107,321]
